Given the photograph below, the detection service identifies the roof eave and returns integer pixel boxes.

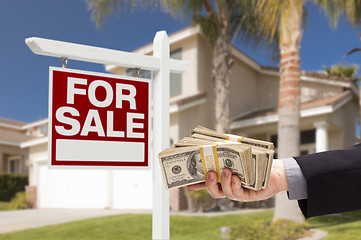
[230,93,352,130]
[0,140,21,147]
[20,136,48,148]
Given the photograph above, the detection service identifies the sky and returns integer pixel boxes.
[1,0,361,123]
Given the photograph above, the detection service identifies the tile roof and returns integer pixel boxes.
[170,92,207,106]
[233,90,352,122]
[0,128,37,144]
[260,66,353,83]
[0,117,27,128]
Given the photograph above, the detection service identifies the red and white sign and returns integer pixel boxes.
[48,67,150,167]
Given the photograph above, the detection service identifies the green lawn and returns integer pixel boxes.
[0,202,10,211]
[0,211,274,240]
[1,210,361,240]
[307,213,361,240]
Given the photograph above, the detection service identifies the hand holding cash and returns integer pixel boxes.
[158,126,276,191]
[187,160,289,202]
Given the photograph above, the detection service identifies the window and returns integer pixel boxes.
[170,48,182,97]
[270,129,316,157]
[300,150,309,155]
[270,129,315,148]
[300,129,315,145]
[8,156,21,173]
[38,123,48,136]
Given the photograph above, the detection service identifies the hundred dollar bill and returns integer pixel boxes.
[178,134,274,190]
[158,145,252,190]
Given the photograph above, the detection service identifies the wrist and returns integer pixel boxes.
[273,159,289,192]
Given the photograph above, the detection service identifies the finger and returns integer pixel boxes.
[205,171,225,198]
[220,168,235,199]
[231,174,246,200]
[187,183,206,190]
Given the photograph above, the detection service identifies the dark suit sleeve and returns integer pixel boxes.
[294,143,361,218]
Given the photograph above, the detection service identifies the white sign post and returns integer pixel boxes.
[152,31,170,239]
[26,31,189,240]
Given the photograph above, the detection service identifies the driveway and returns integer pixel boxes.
[0,209,151,234]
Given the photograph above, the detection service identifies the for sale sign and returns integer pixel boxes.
[48,67,150,167]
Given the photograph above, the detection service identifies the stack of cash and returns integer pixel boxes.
[158,126,274,191]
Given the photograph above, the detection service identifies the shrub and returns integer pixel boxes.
[230,219,310,240]
[0,173,29,201]
[187,189,215,212]
[10,192,33,210]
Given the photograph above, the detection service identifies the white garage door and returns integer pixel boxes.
[37,162,153,209]
[113,169,153,209]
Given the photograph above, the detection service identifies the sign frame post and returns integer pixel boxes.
[26,31,189,240]
[152,31,170,240]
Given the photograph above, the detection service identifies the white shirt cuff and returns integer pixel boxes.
[283,157,307,200]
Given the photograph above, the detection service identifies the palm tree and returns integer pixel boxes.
[86,0,276,135]
[323,63,360,83]
[255,0,361,222]
[255,0,305,223]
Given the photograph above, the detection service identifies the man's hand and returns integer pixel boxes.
[187,159,288,202]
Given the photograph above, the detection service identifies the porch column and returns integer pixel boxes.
[0,152,2,172]
[314,121,329,153]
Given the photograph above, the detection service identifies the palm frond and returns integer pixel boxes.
[192,15,218,45]
[345,47,361,56]
[160,0,204,20]
[313,0,361,28]
[86,0,158,28]
[323,63,359,82]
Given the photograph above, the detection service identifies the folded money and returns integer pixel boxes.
[158,126,274,191]
[189,133,274,189]
[158,144,253,190]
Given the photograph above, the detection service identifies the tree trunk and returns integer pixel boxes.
[211,27,233,211]
[359,85,361,141]
[273,2,304,223]
[213,28,232,134]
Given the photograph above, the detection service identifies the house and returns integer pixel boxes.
[2,26,359,211]
[0,118,47,174]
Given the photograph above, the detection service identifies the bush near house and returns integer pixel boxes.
[230,219,309,240]
[9,192,33,210]
[0,173,28,201]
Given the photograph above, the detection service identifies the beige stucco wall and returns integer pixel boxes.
[229,58,259,119]
[177,103,207,139]
[329,99,359,149]
[329,130,343,150]
[301,81,343,102]
[257,73,279,110]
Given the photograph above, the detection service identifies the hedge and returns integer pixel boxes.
[0,173,29,201]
